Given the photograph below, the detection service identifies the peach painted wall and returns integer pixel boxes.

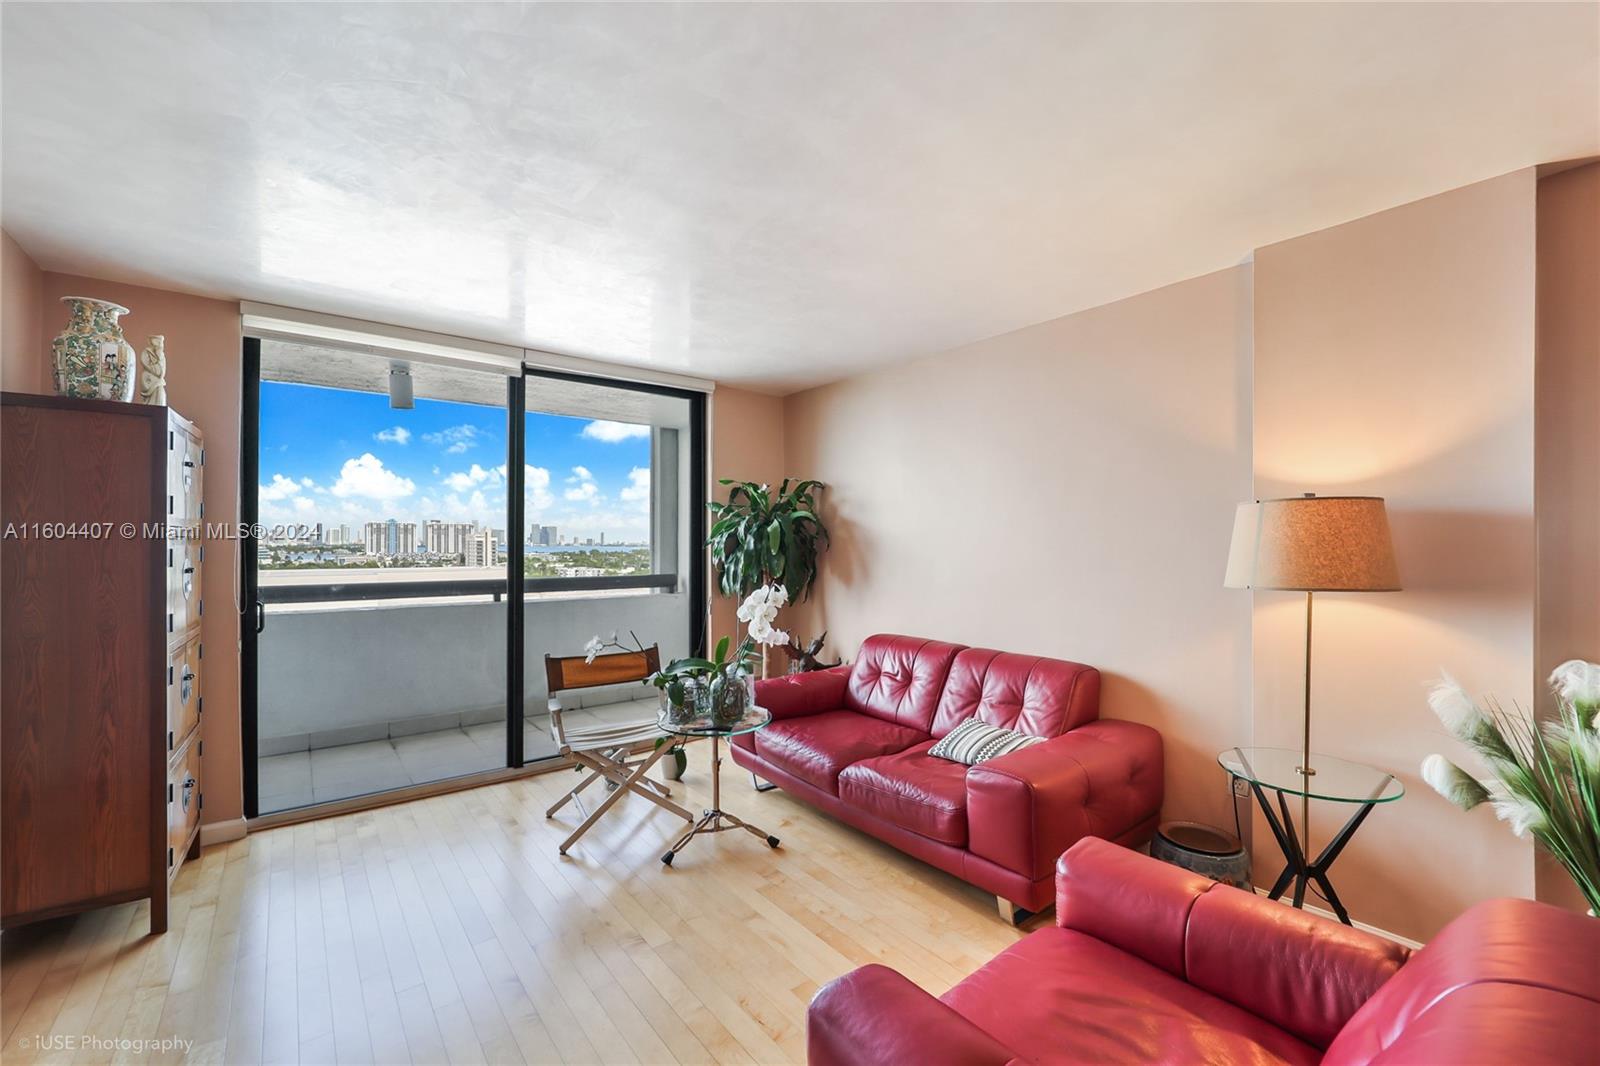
[1252,169,1538,940]
[15,267,246,827]
[1534,161,1600,911]
[782,266,1256,836]
[709,386,787,657]
[1,232,44,393]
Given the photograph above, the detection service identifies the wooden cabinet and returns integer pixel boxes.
[1,393,204,934]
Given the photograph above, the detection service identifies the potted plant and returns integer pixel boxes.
[1421,659,1600,912]
[707,478,829,674]
[651,635,758,728]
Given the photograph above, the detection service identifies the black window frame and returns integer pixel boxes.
[240,342,708,815]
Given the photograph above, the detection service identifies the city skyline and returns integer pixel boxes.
[257,380,653,544]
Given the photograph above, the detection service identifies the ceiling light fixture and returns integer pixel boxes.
[388,362,414,409]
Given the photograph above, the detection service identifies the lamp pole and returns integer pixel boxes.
[1298,589,1315,857]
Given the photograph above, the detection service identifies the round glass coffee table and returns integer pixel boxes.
[1219,746,1403,925]
[658,706,780,866]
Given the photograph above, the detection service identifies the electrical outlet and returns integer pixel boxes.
[1232,777,1250,799]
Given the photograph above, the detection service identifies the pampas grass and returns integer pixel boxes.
[1422,661,1600,913]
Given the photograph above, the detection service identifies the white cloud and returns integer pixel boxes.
[260,474,302,501]
[563,463,599,503]
[619,466,650,503]
[443,463,497,493]
[527,466,554,512]
[423,424,480,454]
[375,426,411,445]
[581,420,650,443]
[329,453,416,500]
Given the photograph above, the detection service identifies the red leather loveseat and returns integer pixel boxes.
[809,838,1600,1065]
[731,634,1162,919]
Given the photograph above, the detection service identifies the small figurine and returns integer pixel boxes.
[780,631,843,673]
[138,335,167,405]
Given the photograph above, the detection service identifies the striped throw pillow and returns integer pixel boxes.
[928,717,1045,766]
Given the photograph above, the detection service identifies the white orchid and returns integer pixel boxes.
[738,584,792,647]
[582,635,605,664]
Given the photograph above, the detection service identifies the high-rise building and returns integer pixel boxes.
[463,528,497,567]
[422,520,476,559]
[533,524,558,547]
[363,521,385,555]
[376,518,418,557]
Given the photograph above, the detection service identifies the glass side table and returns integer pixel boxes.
[1218,746,1403,925]
[658,706,781,866]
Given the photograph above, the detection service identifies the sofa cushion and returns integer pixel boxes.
[940,928,1321,1066]
[838,741,970,846]
[845,635,966,733]
[754,710,927,794]
[932,647,1101,739]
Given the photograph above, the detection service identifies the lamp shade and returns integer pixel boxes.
[1224,495,1400,592]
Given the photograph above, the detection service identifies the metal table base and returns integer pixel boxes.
[661,733,780,865]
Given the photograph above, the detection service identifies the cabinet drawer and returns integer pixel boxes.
[167,638,202,754]
[166,539,201,642]
[182,434,203,524]
[167,423,203,529]
[167,737,202,880]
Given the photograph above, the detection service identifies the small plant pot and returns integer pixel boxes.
[663,746,687,781]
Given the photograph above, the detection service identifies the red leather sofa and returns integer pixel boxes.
[809,838,1600,1065]
[732,633,1162,919]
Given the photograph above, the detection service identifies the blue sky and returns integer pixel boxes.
[258,381,651,541]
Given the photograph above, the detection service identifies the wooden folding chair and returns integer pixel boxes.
[543,644,694,855]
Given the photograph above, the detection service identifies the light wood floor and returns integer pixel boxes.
[2,754,1029,1065]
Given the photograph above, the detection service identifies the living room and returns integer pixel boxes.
[2,3,1597,1065]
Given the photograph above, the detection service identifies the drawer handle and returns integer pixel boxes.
[182,460,197,468]
[181,775,197,812]
[182,566,195,574]
[181,671,194,703]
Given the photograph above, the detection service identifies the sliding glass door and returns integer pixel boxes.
[241,341,705,818]
[518,371,702,759]
[247,341,513,814]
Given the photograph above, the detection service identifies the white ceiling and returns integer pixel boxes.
[4,3,1596,394]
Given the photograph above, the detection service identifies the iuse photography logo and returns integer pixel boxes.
[18,1034,191,1055]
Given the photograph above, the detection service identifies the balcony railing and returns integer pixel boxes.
[258,572,677,604]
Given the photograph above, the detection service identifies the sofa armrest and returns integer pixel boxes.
[965,719,1163,881]
[755,665,851,721]
[1055,838,1410,1050]
[807,965,1016,1066]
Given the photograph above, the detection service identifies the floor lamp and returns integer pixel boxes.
[1224,494,1401,855]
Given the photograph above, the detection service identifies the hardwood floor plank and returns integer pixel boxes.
[3,754,1026,1065]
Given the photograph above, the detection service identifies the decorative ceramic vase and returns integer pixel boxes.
[51,296,136,402]
[138,335,168,405]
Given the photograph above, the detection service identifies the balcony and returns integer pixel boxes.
[256,571,688,813]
